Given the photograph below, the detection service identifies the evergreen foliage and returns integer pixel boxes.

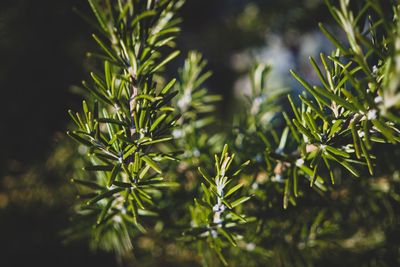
[67,0,400,266]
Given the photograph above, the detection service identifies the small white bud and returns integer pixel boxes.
[211,230,218,238]
[295,158,304,167]
[192,149,200,157]
[212,204,219,212]
[275,174,284,183]
[374,96,383,104]
[367,109,378,120]
[177,92,192,111]
[212,204,226,212]
[113,215,122,223]
[372,65,378,74]
[172,129,183,138]
[246,243,256,251]
[251,182,259,190]
[78,145,87,155]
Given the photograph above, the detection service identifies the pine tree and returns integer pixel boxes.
[67,0,400,266]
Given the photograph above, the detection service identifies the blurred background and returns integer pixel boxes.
[0,0,334,266]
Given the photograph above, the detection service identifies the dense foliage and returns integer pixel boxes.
[64,0,400,266]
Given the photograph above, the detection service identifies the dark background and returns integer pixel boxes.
[0,0,330,266]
